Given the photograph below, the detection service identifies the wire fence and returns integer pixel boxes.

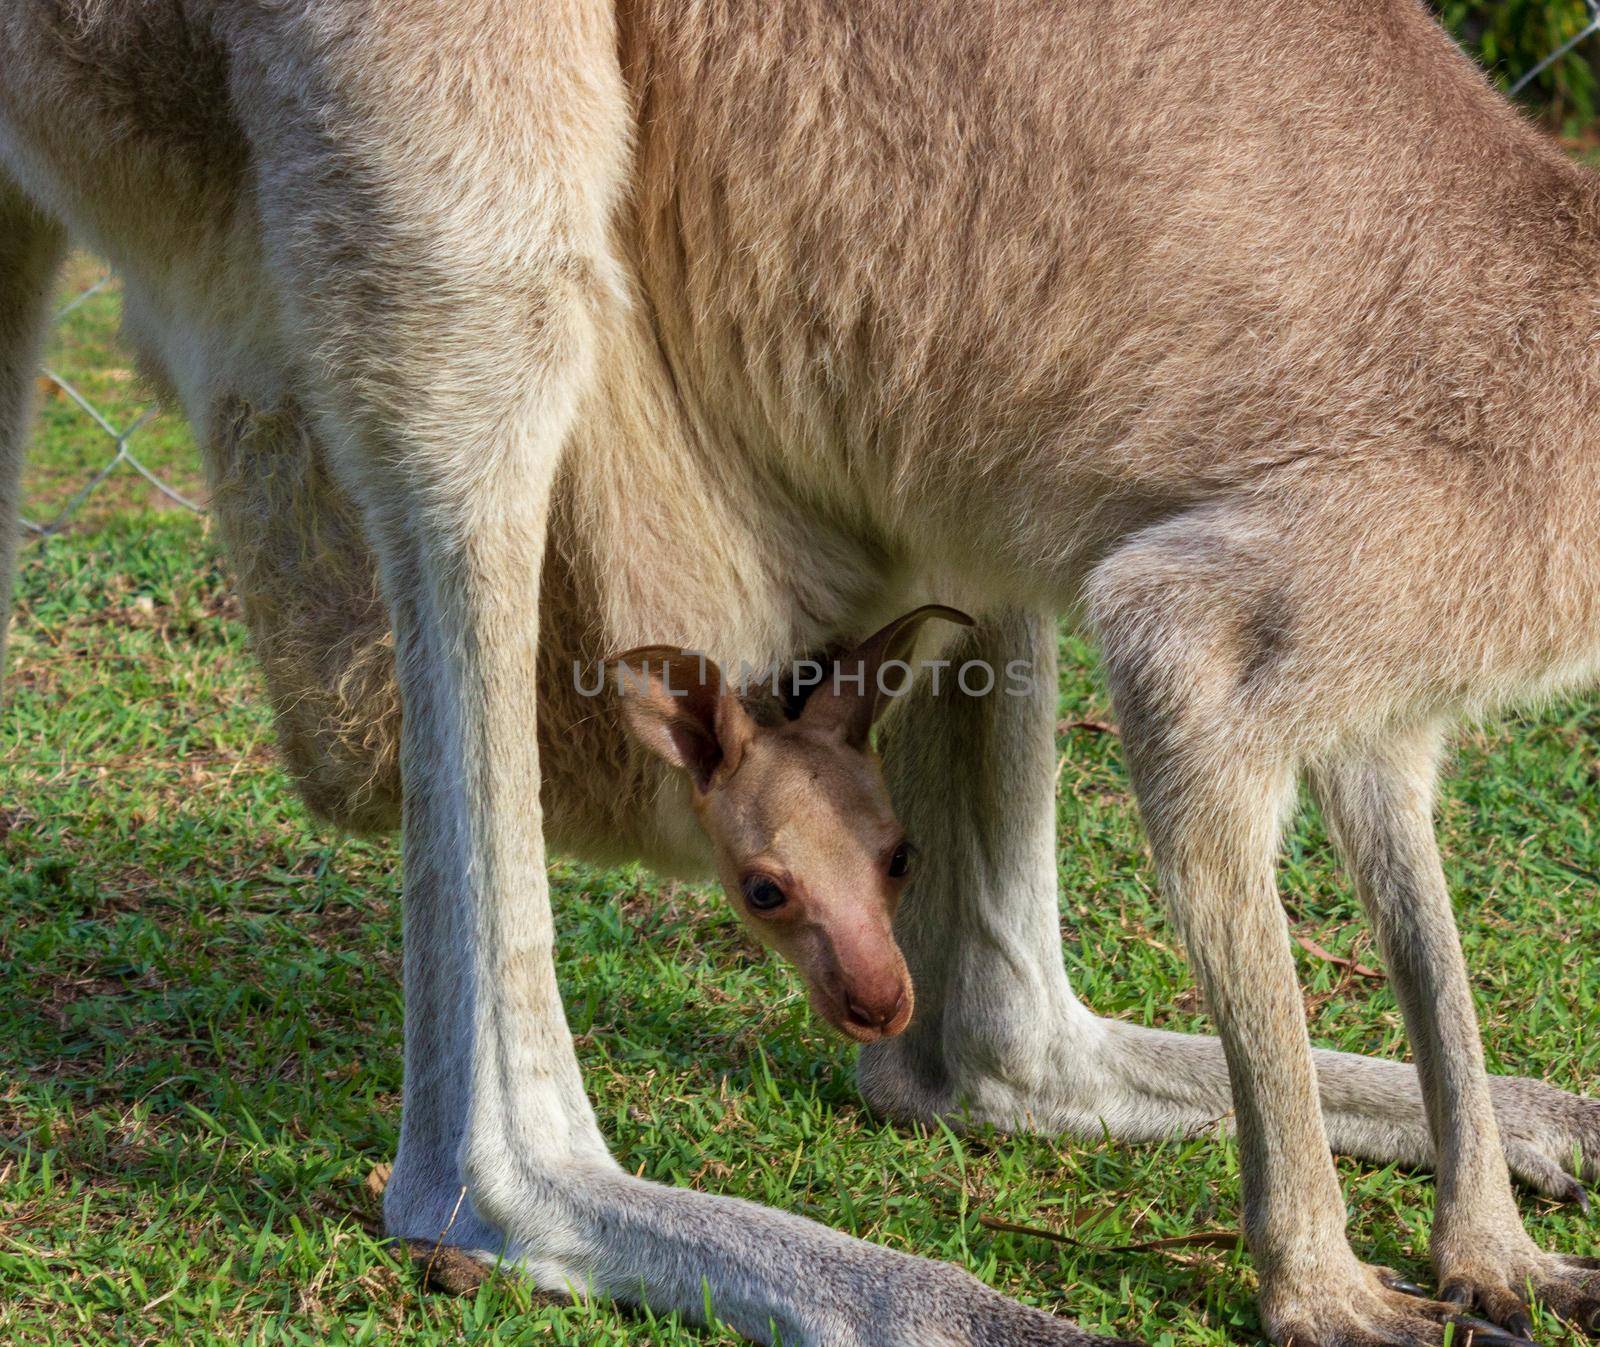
[1508,1,1600,99]
[21,271,204,539]
[17,14,1600,541]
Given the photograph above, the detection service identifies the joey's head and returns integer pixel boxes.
[613,605,973,1043]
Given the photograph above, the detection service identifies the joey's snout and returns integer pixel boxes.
[806,927,915,1043]
[841,978,912,1041]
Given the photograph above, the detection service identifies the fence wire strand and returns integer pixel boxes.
[21,272,204,539]
[17,19,1600,541]
[1510,5,1600,95]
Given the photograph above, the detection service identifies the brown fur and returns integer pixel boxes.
[6,4,1600,1344]
[206,396,402,831]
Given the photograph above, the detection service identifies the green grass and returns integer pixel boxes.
[3,263,1597,1346]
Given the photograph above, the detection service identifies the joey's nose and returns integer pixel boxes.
[846,985,908,1034]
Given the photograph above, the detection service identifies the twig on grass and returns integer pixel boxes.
[1292,933,1384,982]
[977,1213,1243,1256]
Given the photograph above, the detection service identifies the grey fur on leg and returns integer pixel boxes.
[1102,1024,1599,1201]
[862,611,1103,1122]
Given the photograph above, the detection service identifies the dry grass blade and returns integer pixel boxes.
[1293,933,1385,981]
[977,1214,1243,1254]
[1056,718,1119,736]
[366,1162,393,1201]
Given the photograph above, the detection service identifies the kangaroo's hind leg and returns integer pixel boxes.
[0,185,66,688]
[1086,495,1528,1347]
[861,611,1600,1204]
[1313,733,1600,1336]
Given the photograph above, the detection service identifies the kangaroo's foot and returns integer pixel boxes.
[386,1158,1145,1347]
[1267,1261,1528,1347]
[860,1010,1599,1202]
[1433,1236,1600,1340]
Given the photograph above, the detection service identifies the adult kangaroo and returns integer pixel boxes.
[4,2,1600,1343]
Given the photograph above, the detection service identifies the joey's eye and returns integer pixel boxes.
[741,875,788,913]
[887,841,913,879]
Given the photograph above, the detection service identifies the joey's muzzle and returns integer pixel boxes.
[805,929,915,1043]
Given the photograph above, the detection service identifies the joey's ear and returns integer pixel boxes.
[801,605,975,746]
[611,647,756,791]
